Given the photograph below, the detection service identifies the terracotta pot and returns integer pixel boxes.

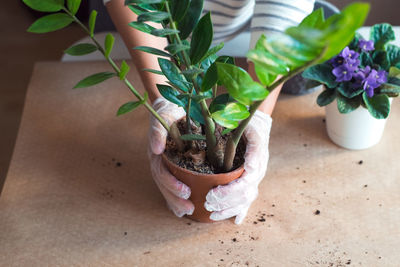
[162,154,244,223]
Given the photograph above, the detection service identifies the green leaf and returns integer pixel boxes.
[199,42,225,63]
[177,0,204,40]
[363,92,390,119]
[189,12,213,65]
[128,21,155,33]
[165,43,190,55]
[180,134,206,141]
[142,68,163,75]
[348,33,363,51]
[247,50,289,75]
[89,10,97,37]
[127,5,148,15]
[27,13,73,33]
[337,93,361,114]
[221,128,233,135]
[119,60,130,80]
[117,101,142,116]
[370,23,395,50]
[299,8,325,28]
[360,51,373,68]
[209,94,234,113]
[67,0,81,15]
[211,103,249,129]
[201,62,217,92]
[134,46,171,57]
[211,114,238,129]
[302,63,337,88]
[158,58,190,91]
[150,28,180,37]
[137,11,169,22]
[22,0,64,12]
[181,67,203,79]
[104,33,115,58]
[170,0,190,22]
[157,84,184,106]
[64,43,97,56]
[317,88,336,106]
[73,72,116,88]
[386,44,400,66]
[216,63,269,106]
[372,50,390,71]
[254,63,277,87]
[125,0,165,4]
[337,82,363,98]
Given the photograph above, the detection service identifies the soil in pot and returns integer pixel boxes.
[162,118,246,222]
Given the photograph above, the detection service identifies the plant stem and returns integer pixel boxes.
[63,7,185,151]
[222,47,328,171]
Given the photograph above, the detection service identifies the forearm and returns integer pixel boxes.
[105,0,166,103]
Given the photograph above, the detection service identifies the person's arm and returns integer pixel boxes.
[105,0,165,103]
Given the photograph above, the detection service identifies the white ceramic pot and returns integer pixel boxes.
[325,99,392,150]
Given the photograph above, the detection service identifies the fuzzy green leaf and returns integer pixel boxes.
[28,13,73,33]
[104,33,115,58]
[372,50,390,71]
[386,44,400,66]
[370,23,395,50]
[89,10,97,37]
[119,60,130,80]
[134,46,171,57]
[137,11,169,22]
[22,0,64,12]
[337,93,361,114]
[302,63,337,88]
[177,0,204,40]
[67,0,81,15]
[216,63,269,106]
[363,92,390,119]
[190,12,213,65]
[128,21,155,33]
[337,82,364,98]
[64,43,97,56]
[73,72,116,88]
[360,52,374,68]
[317,89,336,107]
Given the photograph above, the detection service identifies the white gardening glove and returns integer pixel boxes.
[148,97,195,217]
[205,110,272,224]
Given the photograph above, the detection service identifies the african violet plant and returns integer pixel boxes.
[303,23,400,119]
[23,0,370,172]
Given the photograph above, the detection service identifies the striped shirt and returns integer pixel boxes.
[105,0,315,49]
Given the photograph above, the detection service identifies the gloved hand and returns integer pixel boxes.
[148,97,195,217]
[205,110,272,224]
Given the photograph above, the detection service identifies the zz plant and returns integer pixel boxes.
[23,0,370,172]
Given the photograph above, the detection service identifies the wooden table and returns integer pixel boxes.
[1,61,399,266]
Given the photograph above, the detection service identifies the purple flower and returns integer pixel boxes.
[332,65,353,82]
[329,55,344,67]
[362,69,388,97]
[341,47,360,62]
[359,39,375,52]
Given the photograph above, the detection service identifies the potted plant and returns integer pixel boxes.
[23,0,369,222]
[303,23,400,150]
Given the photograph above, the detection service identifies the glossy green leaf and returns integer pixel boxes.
[221,128,233,135]
[134,46,171,57]
[73,72,116,88]
[67,0,81,15]
[370,23,395,50]
[22,0,64,12]
[157,84,184,106]
[212,102,249,121]
[142,68,163,75]
[89,10,97,37]
[128,21,155,33]
[158,58,190,92]
[199,42,224,63]
[28,13,73,33]
[254,63,277,87]
[363,92,390,119]
[64,43,97,56]
[137,11,169,22]
[247,50,289,75]
[104,33,115,58]
[317,88,336,106]
[127,5,148,15]
[177,0,204,40]
[170,0,190,22]
[209,94,234,113]
[299,8,325,28]
[180,134,206,141]
[201,62,217,92]
[165,43,190,55]
[337,93,361,114]
[117,101,142,116]
[125,0,164,4]
[190,12,213,65]
[211,114,238,129]
[150,28,180,37]
[119,60,130,80]
[216,63,269,106]
[181,67,203,79]
[302,63,337,88]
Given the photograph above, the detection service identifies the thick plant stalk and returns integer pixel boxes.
[223,48,328,171]
[63,7,184,151]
